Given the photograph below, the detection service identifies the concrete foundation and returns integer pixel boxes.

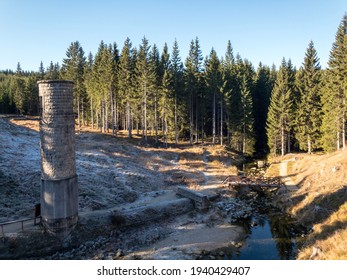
[38,80,78,237]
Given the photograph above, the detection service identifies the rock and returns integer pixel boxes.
[332,166,340,172]
[219,251,225,257]
[309,246,323,259]
[115,249,124,258]
[85,240,94,248]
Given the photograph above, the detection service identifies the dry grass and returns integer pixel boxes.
[268,150,347,259]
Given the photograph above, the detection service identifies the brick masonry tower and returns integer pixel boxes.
[38,80,78,237]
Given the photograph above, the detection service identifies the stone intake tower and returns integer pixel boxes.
[38,80,78,237]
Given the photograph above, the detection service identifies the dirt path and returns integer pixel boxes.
[279,160,298,191]
[126,149,243,259]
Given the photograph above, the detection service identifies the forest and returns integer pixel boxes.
[0,14,346,157]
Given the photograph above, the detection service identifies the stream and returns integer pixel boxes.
[230,207,306,260]
[201,161,308,260]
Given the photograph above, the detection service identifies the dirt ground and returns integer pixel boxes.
[0,115,246,259]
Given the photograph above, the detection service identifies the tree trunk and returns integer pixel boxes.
[174,95,178,145]
[337,130,340,150]
[115,98,118,136]
[213,92,216,145]
[281,125,285,156]
[195,98,198,144]
[307,135,312,154]
[127,99,132,138]
[105,99,109,133]
[220,99,223,146]
[96,107,99,131]
[243,108,246,155]
[81,100,84,127]
[144,85,147,142]
[165,113,168,148]
[155,92,158,144]
[91,96,94,129]
[111,90,115,135]
[77,95,81,130]
[190,92,193,145]
[99,107,102,132]
[227,115,230,146]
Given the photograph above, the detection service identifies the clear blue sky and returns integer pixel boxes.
[0,0,346,71]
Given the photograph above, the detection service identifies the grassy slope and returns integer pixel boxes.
[268,151,347,259]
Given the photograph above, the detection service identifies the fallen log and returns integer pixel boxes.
[226,182,282,188]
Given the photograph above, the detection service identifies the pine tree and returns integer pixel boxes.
[321,14,347,151]
[25,75,39,115]
[171,39,184,144]
[13,64,26,115]
[136,37,156,141]
[149,43,161,144]
[118,38,134,138]
[185,37,203,144]
[267,58,294,156]
[110,42,120,135]
[84,52,95,128]
[295,41,322,153]
[39,61,45,80]
[223,40,237,145]
[253,63,273,155]
[61,41,86,129]
[205,48,221,145]
[228,57,255,153]
[240,74,254,155]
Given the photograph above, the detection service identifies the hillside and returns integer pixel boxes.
[267,151,347,259]
[0,116,240,222]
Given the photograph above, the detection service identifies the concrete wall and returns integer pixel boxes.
[38,80,78,237]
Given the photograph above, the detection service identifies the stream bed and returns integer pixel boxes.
[199,162,308,260]
[199,203,308,260]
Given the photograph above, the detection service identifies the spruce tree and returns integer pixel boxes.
[240,74,254,155]
[321,14,347,151]
[84,52,95,128]
[61,41,86,129]
[118,38,134,138]
[185,37,203,144]
[171,39,184,144]
[136,37,155,141]
[39,61,45,80]
[205,48,221,145]
[223,40,237,145]
[253,63,273,155]
[266,58,294,156]
[149,43,161,144]
[295,41,322,153]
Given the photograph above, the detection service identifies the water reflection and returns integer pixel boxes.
[233,210,302,260]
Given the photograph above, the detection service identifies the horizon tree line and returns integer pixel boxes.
[1,14,346,157]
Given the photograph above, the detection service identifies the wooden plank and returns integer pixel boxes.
[176,186,210,210]
[226,182,282,188]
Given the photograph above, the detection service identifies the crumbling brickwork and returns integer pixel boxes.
[38,80,78,237]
